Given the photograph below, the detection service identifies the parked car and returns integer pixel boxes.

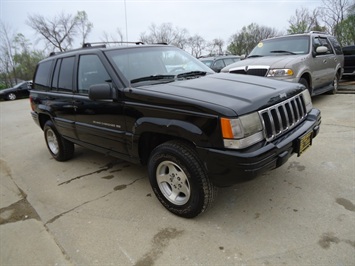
[200,55,240,72]
[30,43,321,218]
[222,32,344,96]
[342,45,355,79]
[0,80,32,101]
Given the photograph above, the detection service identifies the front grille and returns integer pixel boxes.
[258,93,307,141]
[229,67,268,77]
[247,69,268,76]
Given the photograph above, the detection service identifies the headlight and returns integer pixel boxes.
[267,69,294,77]
[220,112,264,149]
[301,89,312,113]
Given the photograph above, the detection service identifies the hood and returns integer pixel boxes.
[125,73,304,116]
[222,55,306,72]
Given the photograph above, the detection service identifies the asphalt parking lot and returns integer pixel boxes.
[1,84,354,265]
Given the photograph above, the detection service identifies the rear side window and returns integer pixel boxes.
[58,57,75,92]
[328,37,343,55]
[34,60,53,90]
[50,57,75,92]
[224,58,235,65]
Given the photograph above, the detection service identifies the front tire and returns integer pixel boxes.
[44,120,74,161]
[7,93,16,100]
[299,78,309,89]
[148,140,216,218]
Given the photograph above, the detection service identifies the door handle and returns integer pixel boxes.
[323,59,327,64]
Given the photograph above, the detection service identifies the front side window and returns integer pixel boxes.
[78,54,111,94]
[214,59,225,69]
[314,37,334,54]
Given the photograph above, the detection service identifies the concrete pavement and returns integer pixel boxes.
[0,91,354,265]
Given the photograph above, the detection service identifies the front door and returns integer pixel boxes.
[74,54,128,156]
[311,36,337,92]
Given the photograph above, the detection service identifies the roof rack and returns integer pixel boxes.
[48,41,159,57]
[83,41,144,47]
[308,31,327,35]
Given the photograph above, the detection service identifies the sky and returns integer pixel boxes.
[1,0,323,50]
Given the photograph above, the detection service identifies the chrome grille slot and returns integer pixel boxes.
[259,94,307,141]
[247,69,268,76]
[229,68,268,76]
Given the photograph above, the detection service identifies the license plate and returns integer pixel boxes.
[297,131,313,156]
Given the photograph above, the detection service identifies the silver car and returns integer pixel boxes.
[222,32,344,96]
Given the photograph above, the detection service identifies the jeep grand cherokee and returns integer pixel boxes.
[30,43,321,218]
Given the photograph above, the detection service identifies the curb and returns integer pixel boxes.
[338,80,355,94]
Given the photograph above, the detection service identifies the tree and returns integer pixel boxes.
[140,23,189,49]
[207,38,225,55]
[76,11,93,45]
[101,28,124,45]
[227,23,281,55]
[335,3,355,44]
[27,11,93,52]
[0,22,45,87]
[320,0,354,34]
[187,35,206,57]
[13,33,45,81]
[0,21,18,86]
[288,7,327,34]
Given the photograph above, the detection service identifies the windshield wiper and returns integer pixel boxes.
[270,50,296,55]
[131,74,175,84]
[130,71,207,84]
[176,71,207,79]
[247,55,263,58]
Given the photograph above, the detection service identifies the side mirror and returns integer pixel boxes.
[240,54,246,60]
[316,46,328,55]
[89,84,116,100]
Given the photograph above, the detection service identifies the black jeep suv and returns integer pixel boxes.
[30,43,321,218]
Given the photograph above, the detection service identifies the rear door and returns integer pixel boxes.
[33,57,77,140]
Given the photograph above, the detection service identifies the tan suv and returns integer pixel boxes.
[222,32,344,96]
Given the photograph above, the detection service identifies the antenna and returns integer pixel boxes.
[124,0,128,43]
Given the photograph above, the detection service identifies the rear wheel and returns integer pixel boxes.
[330,74,339,94]
[44,120,74,161]
[148,140,216,218]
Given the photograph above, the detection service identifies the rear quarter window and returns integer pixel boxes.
[33,60,54,90]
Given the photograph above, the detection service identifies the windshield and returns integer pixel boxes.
[105,46,213,86]
[200,59,213,67]
[248,36,310,57]
[13,81,27,89]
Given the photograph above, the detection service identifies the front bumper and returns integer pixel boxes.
[197,108,321,187]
